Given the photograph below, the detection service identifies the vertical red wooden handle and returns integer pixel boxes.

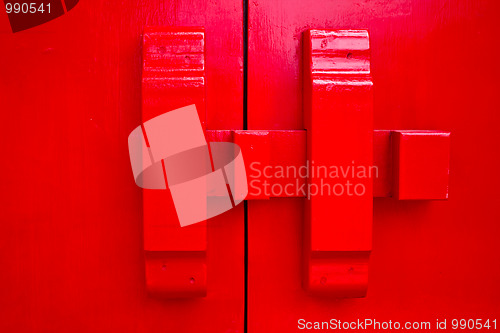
[303,30,373,297]
[142,27,207,297]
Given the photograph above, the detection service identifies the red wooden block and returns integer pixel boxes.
[268,130,307,198]
[234,130,271,199]
[234,130,306,199]
[303,29,373,297]
[142,27,207,297]
[392,130,451,200]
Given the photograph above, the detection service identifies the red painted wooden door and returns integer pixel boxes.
[247,0,500,332]
[1,0,500,332]
[0,1,245,332]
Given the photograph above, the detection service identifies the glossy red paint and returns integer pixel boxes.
[302,29,373,297]
[141,27,207,297]
[392,130,451,200]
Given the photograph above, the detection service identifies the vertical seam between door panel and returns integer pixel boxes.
[243,0,249,331]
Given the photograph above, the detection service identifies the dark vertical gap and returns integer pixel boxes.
[243,0,249,332]
[243,0,248,130]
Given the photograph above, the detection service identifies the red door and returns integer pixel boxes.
[1,0,499,332]
[0,1,245,332]
[247,0,500,331]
